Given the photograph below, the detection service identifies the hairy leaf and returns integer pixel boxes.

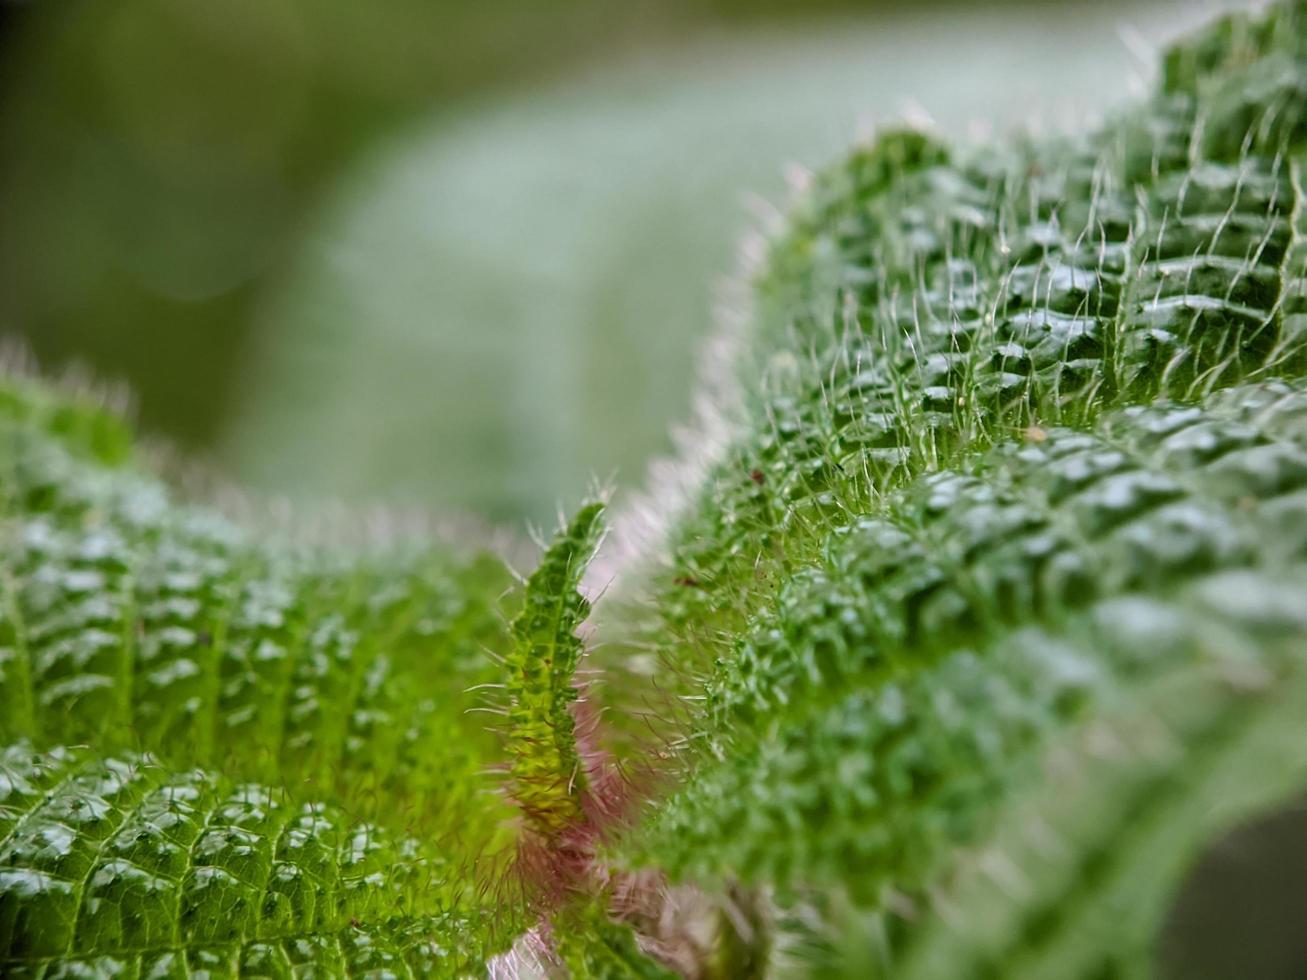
[602,2,1307,975]
[553,901,679,980]
[0,376,523,974]
[7,4,1307,977]
[505,503,604,840]
[0,743,486,977]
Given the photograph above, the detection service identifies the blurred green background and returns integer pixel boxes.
[0,0,1245,523]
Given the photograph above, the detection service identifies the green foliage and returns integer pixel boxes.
[553,901,679,980]
[0,744,486,977]
[505,502,604,839]
[6,3,1307,977]
[0,375,525,974]
[597,1,1307,974]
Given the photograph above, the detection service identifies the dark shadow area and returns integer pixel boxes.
[1158,798,1307,980]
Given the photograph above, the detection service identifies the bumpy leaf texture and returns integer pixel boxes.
[505,501,603,841]
[5,3,1307,978]
[0,378,524,975]
[600,2,1307,976]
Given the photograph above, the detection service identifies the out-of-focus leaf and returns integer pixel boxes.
[225,1,1234,522]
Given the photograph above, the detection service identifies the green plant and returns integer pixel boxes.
[0,374,528,974]
[4,2,1307,976]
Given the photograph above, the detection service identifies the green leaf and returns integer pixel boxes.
[505,502,604,840]
[602,2,1307,974]
[0,743,486,978]
[8,4,1307,976]
[0,377,523,972]
[554,899,679,979]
